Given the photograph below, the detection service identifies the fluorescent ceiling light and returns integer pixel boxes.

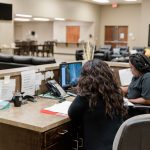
[93,0,109,3]
[16,14,32,18]
[33,17,50,21]
[14,18,30,21]
[54,17,65,21]
[124,0,137,1]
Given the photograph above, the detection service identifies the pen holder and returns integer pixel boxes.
[13,96,22,107]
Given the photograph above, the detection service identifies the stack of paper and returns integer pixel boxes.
[119,69,133,86]
[123,98,134,106]
[41,101,72,116]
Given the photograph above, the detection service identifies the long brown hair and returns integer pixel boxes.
[77,59,126,118]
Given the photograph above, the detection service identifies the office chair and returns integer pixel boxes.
[113,114,150,150]
[94,45,112,61]
[119,46,129,57]
[75,50,84,60]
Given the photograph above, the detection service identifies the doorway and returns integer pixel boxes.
[105,26,128,48]
[66,26,80,43]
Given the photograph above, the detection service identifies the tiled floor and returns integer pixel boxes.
[54,53,76,63]
[54,46,80,63]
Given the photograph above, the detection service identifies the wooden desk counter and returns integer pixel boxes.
[0,97,73,132]
[0,97,74,150]
[0,63,60,77]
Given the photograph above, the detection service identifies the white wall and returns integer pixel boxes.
[0,21,14,46]
[0,0,101,46]
[53,21,94,42]
[140,0,150,47]
[14,22,53,44]
[2,0,150,49]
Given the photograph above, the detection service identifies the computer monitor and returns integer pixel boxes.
[60,62,82,89]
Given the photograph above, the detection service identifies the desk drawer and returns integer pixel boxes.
[44,122,72,148]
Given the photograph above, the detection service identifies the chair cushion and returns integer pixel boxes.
[32,57,56,65]
[13,55,32,64]
[0,53,13,62]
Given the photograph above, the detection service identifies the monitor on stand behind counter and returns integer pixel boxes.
[59,62,82,92]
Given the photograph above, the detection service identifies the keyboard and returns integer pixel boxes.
[66,91,77,97]
[66,87,78,97]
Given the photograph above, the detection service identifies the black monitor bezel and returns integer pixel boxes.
[59,61,82,89]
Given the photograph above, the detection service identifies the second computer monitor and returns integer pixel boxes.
[60,62,82,89]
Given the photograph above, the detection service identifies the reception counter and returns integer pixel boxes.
[0,60,130,150]
[0,97,72,132]
[0,97,73,150]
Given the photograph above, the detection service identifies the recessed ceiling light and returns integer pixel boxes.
[54,17,65,21]
[14,18,30,21]
[125,0,137,1]
[33,17,50,21]
[93,0,109,3]
[16,14,32,18]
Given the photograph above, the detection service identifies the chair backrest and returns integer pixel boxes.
[113,48,120,55]
[113,114,150,150]
[132,46,145,54]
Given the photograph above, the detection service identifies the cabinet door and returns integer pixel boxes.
[44,122,72,150]
[45,140,71,150]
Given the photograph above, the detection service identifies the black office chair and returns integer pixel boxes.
[100,45,112,52]
[113,114,150,150]
[119,46,130,57]
[94,45,112,61]
[75,50,84,60]
[94,49,111,61]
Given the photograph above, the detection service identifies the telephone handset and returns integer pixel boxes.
[46,80,67,97]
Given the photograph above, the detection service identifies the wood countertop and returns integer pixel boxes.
[0,97,73,133]
[0,63,60,78]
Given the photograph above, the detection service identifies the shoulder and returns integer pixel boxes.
[142,72,150,79]
[74,95,88,104]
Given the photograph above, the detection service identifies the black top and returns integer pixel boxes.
[68,95,123,150]
[127,72,150,99]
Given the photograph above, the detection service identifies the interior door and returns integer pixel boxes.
[105,26,128,48]
[66,26,80,43]
[118,26,128,46]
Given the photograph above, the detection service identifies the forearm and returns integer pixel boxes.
[129,97,150,105]
[121,86,128,96]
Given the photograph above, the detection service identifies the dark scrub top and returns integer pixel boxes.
[127,72,150,99]
[68,95,123,150]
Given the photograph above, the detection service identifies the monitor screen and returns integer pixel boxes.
[0,3,12,20]
[60,62,82,88]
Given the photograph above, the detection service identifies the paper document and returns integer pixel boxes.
[0,79,16,101]
[119,69,133,86]
[21,70,36,96]
[0,100,10,109]
[43,101,72,115]
[123,97,134,106]
[35,73,42,90]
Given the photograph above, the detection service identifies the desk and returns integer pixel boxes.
[126,104,150,119]
[0,97,73,150]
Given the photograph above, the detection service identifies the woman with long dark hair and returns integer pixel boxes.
[122,53,150,105]
[68,59,126,150]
